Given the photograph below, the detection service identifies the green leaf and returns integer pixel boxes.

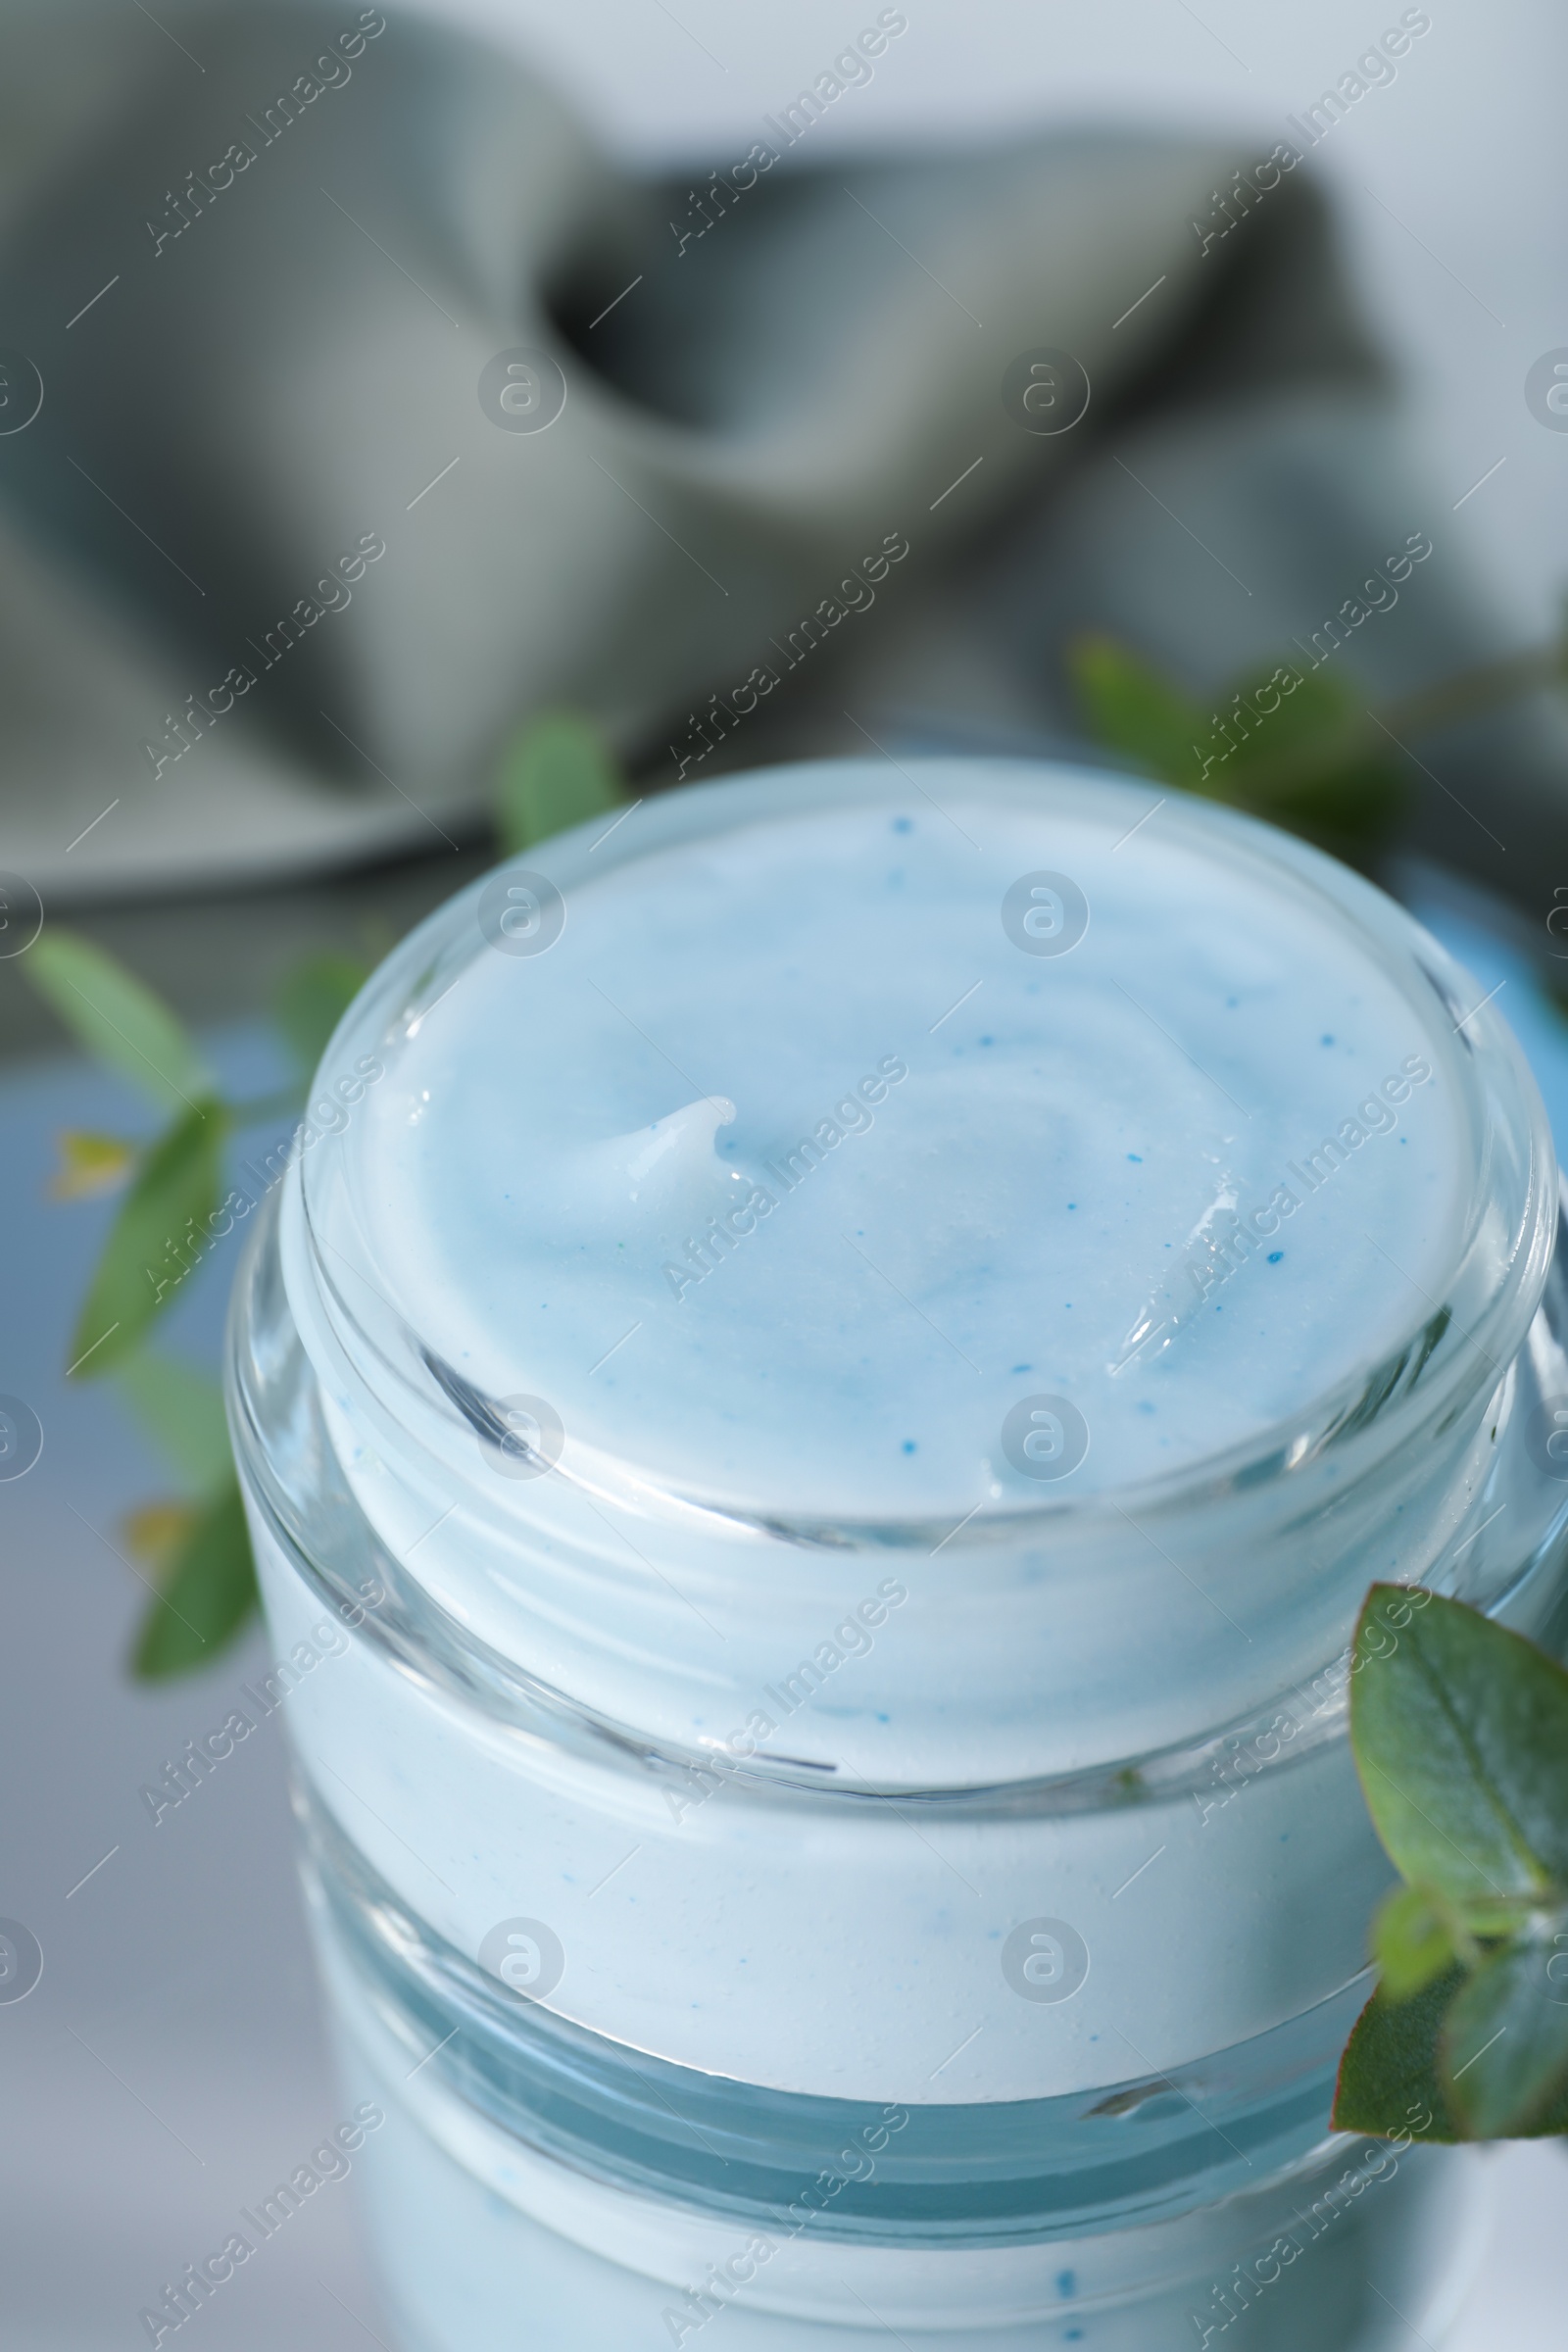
[132,1478,258,1679]
[496,710,624,854]
[1068,637,1403,860]
[1068,635,1209,793]
[272,952,369,1079]
[69,1102,228,1376]
[1441,1926,1568,2137]
[112,1350,233,1494]
[1349,1586,1568,1913]
[26,931,210,1111]
[1223,663,1352,779]
[1333,1964,1465,2140]
[1373,1881,1460,2002]
[1222,665,1403,850]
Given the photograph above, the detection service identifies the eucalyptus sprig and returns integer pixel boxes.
[26,935,369,1674]
[1070,619,1568,871]
[1333,1586,1568,2140]
[27,710,624,1678]
[495,707,625,856]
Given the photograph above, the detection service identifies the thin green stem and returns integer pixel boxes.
[1377,637,1568,740]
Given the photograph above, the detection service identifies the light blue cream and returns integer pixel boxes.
[351,784,1463,1516]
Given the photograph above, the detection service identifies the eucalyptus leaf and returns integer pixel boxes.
[1220,665,1404,851]
[1069,636,1403,859]
[1068,635,1207,792]
[1349,1586,1568,1911]
[26,931,210,1111]
[132,1478,258,1679]
[69,1102,227,1375]
[1372,1881,1459,2002]
[112,1350,233,1494]
[1440,1927,1568,2137]
[1333,1964,1465,2141]
[496,710,624,854]
[1220,664,1356,787]
[273,952,369,1078]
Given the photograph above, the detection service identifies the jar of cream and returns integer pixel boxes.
[227,759,1568,2348]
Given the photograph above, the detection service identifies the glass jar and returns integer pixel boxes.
[226,759,1568,2348]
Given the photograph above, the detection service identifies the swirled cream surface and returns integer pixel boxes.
[339,767,1464,1519]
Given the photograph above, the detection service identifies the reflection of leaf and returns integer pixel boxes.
[49,1130,137,1200]
[69,1102,227,1375]
[132,1478,257,1679]
[1441,1928,1568,2137]
[273,953,369,1079]
[113,1351,232,1493]
[1372,1881,1459,2003]
[26,931,210,1110]
[1350,1586,1568,1909]
[1068,636,1207,792]
[496,710,624,854]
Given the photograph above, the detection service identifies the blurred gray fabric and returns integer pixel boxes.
[0,0,1556,904]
